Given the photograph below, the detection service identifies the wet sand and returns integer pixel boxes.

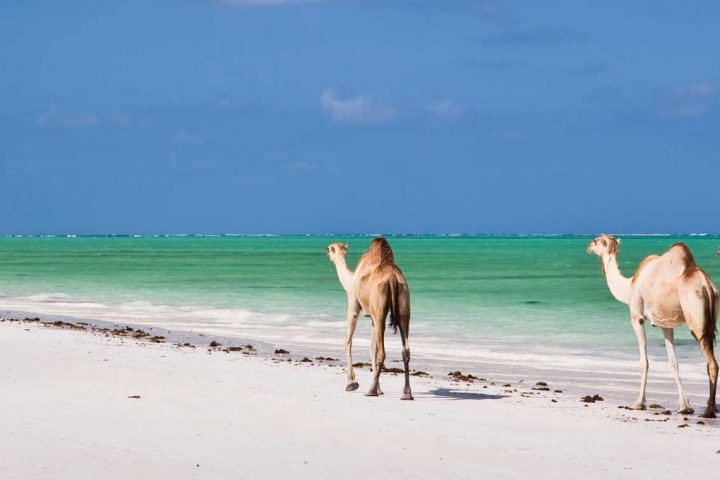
[0,317,718,479]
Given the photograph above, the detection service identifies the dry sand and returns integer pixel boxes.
[0,318,718,479]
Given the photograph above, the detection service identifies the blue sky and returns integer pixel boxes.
[1,0,718,234]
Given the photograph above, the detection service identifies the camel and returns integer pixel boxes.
[588,235,718,418]
[326,237,413,400]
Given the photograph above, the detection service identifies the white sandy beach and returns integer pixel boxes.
[1,317,717,480]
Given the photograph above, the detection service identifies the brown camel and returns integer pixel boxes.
[327,237,413,400]
[588,235,718,417]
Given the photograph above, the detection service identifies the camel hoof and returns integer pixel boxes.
[699,410,716,419]
[401,393,414,401]
[346,382,359,392]
[364,391,379,397]
[678,407,694,415]
[629,403,646,411]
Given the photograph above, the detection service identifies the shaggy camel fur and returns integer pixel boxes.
[588,235,718,418]
[327,238,413,400]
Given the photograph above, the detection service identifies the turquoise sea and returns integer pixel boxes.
[1,235,719,388]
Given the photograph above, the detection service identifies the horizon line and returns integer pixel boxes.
[2,232,719,238]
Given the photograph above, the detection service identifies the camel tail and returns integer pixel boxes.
[387,278,400,334]
[700,284,717,351]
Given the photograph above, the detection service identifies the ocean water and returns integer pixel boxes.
[1,235,719,390]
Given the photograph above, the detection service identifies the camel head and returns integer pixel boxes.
[326,242,348,262]
[587,235,620,257]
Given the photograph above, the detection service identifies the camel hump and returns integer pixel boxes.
[668,242,697,265]
[666,243,700,278]
[367,237,395,265]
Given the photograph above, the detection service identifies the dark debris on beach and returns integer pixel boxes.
[447,371,482,383]
[382,367,405,374]
[221,344,256,355]
[1,316,176,345]
[315,356,339,362]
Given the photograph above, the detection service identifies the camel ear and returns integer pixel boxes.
[343,243,348,250]
[617,238,621,244]
[330,246,335,253]
[601,238,607,247]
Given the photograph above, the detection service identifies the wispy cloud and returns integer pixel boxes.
[35,107,134,129]
[427,99,464,120]
[286,161,319,173]
[320,89,398,125]
[217,0,325,6]
[660,82,717,118]
[483,28,586,47]
[36,107,100,129]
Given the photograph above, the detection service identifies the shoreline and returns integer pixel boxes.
[1,315,718,479]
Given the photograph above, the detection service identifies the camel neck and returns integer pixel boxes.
[602,253,631,304]
[332,256,354,292]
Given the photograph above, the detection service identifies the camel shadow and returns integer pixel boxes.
[428,388,508,401]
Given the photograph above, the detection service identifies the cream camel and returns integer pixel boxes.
[588,235,718,418]
[327,238,413,400]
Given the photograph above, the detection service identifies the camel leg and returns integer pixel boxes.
[678,286,718,418]
[365,313,386,397]
[370,320,376,373]
[662,328,693,414]
[630,315,649,410]
[398,320,413,400]
[344,299,361,392]
[369,319,383,395]
[698,341,718,418]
